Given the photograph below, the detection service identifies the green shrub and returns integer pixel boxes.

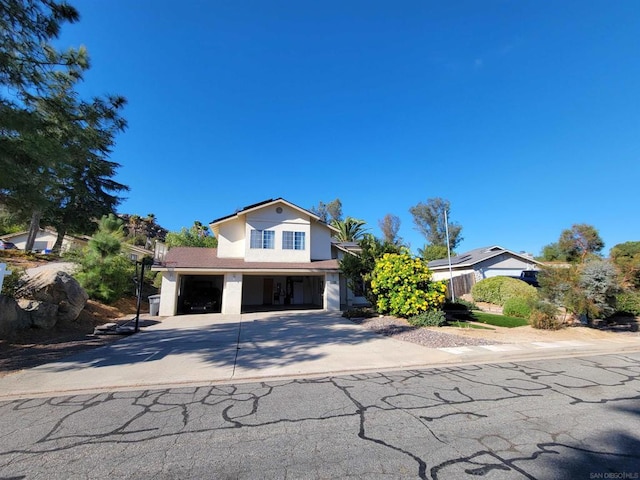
[370,253,447,318]
[76,254,134,304]
[459,298,479,310]
[408,309,446,327]
[471,276,537,306]
[444,299,478,311]
[0,266,26,298]
[153,271,163,290]
[616,291,640,316]
[529,301,563,330]
[502,297,533,319]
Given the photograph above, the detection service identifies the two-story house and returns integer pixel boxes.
[154,198,343,316]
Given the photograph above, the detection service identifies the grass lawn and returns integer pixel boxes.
[447,320,495,330]
[471,311,529,328]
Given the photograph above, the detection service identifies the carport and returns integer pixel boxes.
[241,274,324,313]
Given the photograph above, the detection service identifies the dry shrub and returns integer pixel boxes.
[529,302,564,330]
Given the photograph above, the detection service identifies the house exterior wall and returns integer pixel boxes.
[244,205,311,263]
[6,230,84,252]
[431,268,475,282]
[431,254,538,282]
[325,272,340,311]
[217,218,245,258]
[222,273,243,314]
[9,231,55,251]
[159,273,179,316]
[310,222,332,260]
[475,254,538,279]
[481,253,537,270]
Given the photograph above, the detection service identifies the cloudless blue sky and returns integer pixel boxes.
[57,0,640,256]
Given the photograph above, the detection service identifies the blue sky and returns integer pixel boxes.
[57,0,639,256]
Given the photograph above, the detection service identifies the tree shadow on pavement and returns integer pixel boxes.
[430,399,640,479]
[35,312,383,372]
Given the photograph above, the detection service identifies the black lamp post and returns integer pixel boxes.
[133,257,154,333]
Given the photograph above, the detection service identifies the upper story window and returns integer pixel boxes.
[283,231,305,250]
[250,229,275,249]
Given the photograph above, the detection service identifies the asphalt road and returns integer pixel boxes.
[1,353,639,479]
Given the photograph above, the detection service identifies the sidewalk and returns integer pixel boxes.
[1,311,639,400]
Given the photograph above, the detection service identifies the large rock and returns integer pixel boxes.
[17,299,59,329]
[16,270,88,325]
[0,295,31,336]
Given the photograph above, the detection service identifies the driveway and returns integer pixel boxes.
[0,310,449,399]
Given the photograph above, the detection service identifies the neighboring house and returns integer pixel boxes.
[0,228,89,253]
[153,198,343,316]
[428,246,542,292]
[122,243,155,262]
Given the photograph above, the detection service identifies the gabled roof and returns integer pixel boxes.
[209,198,338,233]
[331,240,361,256]
[122,243,154,256]
[156,247,339,271]
[428,245,541,270]
[1,228,90,242]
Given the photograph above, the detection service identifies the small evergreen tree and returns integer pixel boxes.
[74,214,134,303]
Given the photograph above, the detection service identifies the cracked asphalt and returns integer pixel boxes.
[1,353,639,479]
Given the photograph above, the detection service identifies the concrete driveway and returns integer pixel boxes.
[0,310,449,399]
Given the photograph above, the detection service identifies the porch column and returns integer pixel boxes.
[159,273,179,316]
[222,272,243,314]
[324,272,340,311]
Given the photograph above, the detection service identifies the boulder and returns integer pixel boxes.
[0,295,31,336]
[17,299,59,329]
[16,270,88,325]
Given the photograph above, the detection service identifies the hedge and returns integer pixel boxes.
[471,276,537,306]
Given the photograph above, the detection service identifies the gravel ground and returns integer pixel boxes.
[350,315,501,348]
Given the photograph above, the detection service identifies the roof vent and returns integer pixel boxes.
[276,207,283,214]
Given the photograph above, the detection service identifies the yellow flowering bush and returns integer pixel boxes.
[370,253,447,318]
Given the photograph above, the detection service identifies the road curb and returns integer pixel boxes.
[2,344,639,401]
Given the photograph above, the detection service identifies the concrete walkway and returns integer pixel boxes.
[1,310,640,400]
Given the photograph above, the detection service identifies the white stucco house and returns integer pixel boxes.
[0,228,89,253]
[428,245,542,282]
[1,228,157,261]
[153,198,344,316]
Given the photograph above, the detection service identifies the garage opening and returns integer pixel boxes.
[241,275,324,313]
[177,275,224,315]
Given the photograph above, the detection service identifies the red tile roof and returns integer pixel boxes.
[159,247,339,272]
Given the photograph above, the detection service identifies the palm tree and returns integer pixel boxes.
[128,214,141,237]
[331,217,367,242]
[192,221,209,238]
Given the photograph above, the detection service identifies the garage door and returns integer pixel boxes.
[178,275,224,315]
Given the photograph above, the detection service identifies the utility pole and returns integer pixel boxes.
[444,210,455,303]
